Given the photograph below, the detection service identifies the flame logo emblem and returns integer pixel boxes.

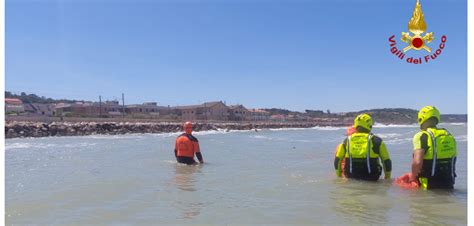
[401,0,434,52]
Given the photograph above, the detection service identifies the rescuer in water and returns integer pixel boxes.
[334,114,392,181]
[408,106,457,189]
[174,122,204,165]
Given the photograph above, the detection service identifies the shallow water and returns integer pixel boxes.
[5,124,467,225]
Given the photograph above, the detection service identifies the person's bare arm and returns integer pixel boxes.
[410,149,424,181]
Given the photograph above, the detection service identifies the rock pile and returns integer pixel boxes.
[5,121,348,138]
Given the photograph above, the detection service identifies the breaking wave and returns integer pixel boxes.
[457,135,467,142]
[383,138,412,145]
[269,126,344,131]
[5,142,97,150]
[377,133,403,139]
[373,123,418,128]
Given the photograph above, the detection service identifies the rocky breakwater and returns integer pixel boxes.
[5,121,347,138]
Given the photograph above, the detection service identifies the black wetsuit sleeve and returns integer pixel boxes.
[174,137,178,158]
[196,152,203,162]
[454,157,457,177]
[372,136,392,172]
[384,159,392,172]
[371,136,382,155]
[334,158,340,170]
[420,133,429,151]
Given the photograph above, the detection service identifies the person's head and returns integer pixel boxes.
[183,121,193,134]
[418,106,440,130]
[353,113,373,133]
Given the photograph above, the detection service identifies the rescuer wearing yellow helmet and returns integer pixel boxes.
[334,114,392,181]
[409,106,457,189]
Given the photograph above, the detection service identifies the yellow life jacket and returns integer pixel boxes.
[422,128,457,177]
[345,132,379,174]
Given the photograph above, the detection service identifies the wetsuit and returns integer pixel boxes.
[175,133,203,165]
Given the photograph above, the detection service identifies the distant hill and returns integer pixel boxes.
[349,108,466,124]
[345,108,418,124]
[269,107,466,124]
[262,108,294,115]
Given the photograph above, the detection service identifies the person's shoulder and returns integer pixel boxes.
[371,134,383,144]
[176,133,188,140]
[177,133,198,142]
[412,130,428,148]
[437,127,453,134]
[413,130,426,140]
[342,137,348,145]
[188,134,199,142]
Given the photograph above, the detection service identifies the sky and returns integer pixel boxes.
[5,0,467,113]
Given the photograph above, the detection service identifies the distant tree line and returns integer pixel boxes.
[262,108,294,115]
[5,91,79,104]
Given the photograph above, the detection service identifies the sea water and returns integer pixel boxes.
[5,123,467,225]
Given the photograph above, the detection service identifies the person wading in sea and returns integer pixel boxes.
[408,106,457,189]
[334,114,392,181]
[174,121,204,165]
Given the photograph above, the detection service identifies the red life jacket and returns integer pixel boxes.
[175,133,200,158]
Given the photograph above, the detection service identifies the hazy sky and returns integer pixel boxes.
[6,0,467,113]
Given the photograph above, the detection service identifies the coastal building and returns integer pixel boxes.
[102,101,123,115]
[54,102,93,117]
[247,109,270,121]
[54,101,122,117]
[126,102,172,118]
[228,105,249,121]
[174,101,229,121]
[126,102,158,114]
[23,103,55,116]
[5,98,25,114]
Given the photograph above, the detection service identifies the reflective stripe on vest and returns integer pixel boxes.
[348,136,352,174]
[426,130,437,177]
[367,134,373,174]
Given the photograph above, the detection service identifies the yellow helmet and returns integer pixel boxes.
[354,113,373,131]
[418,106,440,125]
